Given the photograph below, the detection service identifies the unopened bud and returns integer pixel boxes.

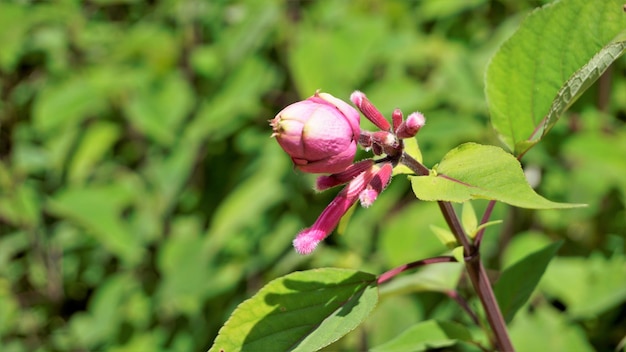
[271,92,361,174]
[350,91,391,131]
[395,112,425,139]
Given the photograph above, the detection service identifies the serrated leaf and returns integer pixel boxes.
[410,143,584,209]
[494,241,563,323]
[486,0,626,155]
[370,320,472,352]
[209,268,378,352]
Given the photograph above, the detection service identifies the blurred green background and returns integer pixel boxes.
[1,0,625,351]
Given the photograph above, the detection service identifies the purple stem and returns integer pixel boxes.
[377,256,457,285]
[400,152,514,351]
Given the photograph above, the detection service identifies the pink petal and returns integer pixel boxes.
[350,91,391,131]
[316,159,375,191]
[293,168,376,254]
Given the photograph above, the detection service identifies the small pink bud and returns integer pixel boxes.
[396,112,425,139]
[391,108,403,132]
[350,91,391,131]
[271,92,361,174]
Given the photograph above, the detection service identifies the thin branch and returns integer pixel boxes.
[474,200,496,248]
[377,256,457,285]
[445,289,481,327]
[400,151,514,351]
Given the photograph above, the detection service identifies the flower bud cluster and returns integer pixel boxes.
[271,90,426,254]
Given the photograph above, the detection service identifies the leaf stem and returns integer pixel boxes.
[377,256,457,285]
[401,152,514,351]
[474,200,497,248]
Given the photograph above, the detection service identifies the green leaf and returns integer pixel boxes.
[379,262,463,298]
[209,268,378,352]
[509,305,595,352]
[540,252,626,319]
[370,320,472,352]
[461,201,477,235]
[485,0,626,155]
[46,185,144,265]
[410,143,583,209]
[429,225,457,249]
[493,241,563,323]
[124,72,193,146]
[68,121,120,185]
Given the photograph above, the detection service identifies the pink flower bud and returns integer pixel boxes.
[271,92,361,174]
[391,108,403,132]
[396,112,425,139]
[350,91,391,131]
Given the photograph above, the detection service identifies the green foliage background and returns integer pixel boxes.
[0,0,625,351]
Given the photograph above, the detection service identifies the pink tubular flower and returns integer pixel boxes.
[270,91,361,174]
[350,91,391,131]
[293,167,377,254]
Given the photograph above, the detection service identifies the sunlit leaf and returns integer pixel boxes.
[209,268,377,352]
[410,143,584,209]
[486,0,626,155]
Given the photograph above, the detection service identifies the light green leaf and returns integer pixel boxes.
[124,72,193,146]
[461,202,477,235]
[288,7,387,97]
[509,305,595,352]
[46,185,143,265]
[410,143,584,209]
[540,252,626,319]
[429,225,457,249]
[471,220,503,239]
[68,122,120,185]
[379,262,463,298]
[493,241,563,323]
[486,0,626,155]
[209,268,378,352]
[370,320,472,352]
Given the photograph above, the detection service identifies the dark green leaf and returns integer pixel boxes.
[486,0,626,155]
[209,268,378,352]
[494,241,563,323]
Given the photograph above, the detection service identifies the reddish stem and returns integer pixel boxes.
[401,152,514,351]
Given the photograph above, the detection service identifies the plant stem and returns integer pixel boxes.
[377,256,456,285]
[401,152,514,351]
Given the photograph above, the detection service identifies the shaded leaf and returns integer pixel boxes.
[410,143,583,209]
[209,268,377,352]
[494,241,563,323]
[540,252,626,319]
[486,0,626,155]
[509,305,594,352]
[370,320,472,352]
